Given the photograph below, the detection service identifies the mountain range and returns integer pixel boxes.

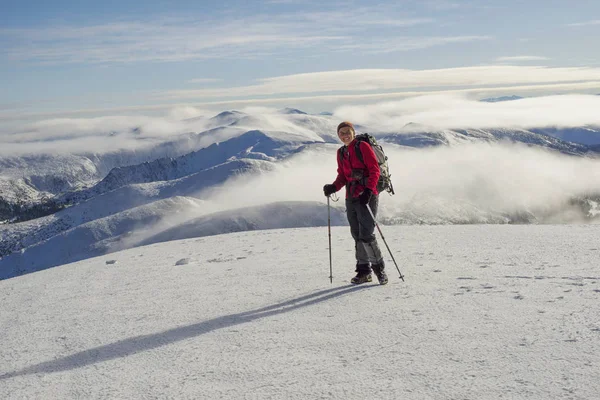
[2,103,600,279]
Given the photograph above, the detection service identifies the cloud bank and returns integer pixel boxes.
[3,94,600,156]
[204,141,600,224]
[334,93,600,131]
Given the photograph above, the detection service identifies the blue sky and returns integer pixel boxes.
[1,0,600,126]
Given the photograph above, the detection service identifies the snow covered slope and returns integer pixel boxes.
[0,159,275,259]
[1,225,599,399]
[0,196,204,279]
[530,126,600,146]
[139,201,348,247]
[0,200,345,279]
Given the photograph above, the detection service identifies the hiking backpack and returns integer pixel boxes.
[339,133,395,195]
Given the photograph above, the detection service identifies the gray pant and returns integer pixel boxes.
[345,195,383,270]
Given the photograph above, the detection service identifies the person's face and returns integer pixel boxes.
[338,127,354,145]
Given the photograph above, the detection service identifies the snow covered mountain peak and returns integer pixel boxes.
[277,107,308,115]
[207,110,248,127]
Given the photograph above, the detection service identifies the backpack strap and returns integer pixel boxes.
[354,141,364,164]
[337,145,347,165]
[338,145,361,194]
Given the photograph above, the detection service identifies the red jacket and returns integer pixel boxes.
[332,139,380,198]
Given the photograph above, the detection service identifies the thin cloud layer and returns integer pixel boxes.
[567,20,600,27]
[496,56,550,62]
[333,35,489,54]
[160,66,600,100]
[187,79,223,84]
[1,9,442,65]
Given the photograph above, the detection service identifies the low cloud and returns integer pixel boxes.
[0,109,215,155]
[201,141,600,223]
[0,105,333,156]
[386,142,600,221]
[334,93,600,130]
[205,146,338,209]
[3,94,600,157]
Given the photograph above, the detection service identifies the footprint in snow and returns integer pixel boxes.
[105,260,118,265]
[175,258,191,266]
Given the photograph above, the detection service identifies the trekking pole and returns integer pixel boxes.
[327,196,333,284]
[366,204,405,281]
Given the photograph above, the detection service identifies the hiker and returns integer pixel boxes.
[323,121,388,285]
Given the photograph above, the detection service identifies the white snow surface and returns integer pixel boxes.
[1,224,599,399]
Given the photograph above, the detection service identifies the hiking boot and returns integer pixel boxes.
[351,263,372,284]
[350,272,372,284]
[371,261,388,285]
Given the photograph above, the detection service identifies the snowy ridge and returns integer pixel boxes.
[0,153,99,184]
[382,126,592,155]
[530,126,600,146]
[0,133,216,200]
[60,129,312,204]
[0,178,50,204]
[0,159,275,259]
[0,154,99,205]
[480,95,524,102]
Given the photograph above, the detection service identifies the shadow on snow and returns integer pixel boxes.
[1,284,373,379]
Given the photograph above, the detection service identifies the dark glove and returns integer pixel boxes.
[323,184,337,197]
[358,188,372,205]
